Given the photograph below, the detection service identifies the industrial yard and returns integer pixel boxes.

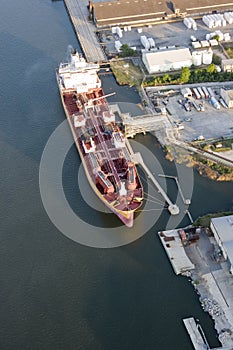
[158,218,233,349]
[101,18,233,57]
[145,83,233,143]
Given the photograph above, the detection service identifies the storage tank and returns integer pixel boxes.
[189,17,197,30]
[116,26,123,38]
[115,40,122,52]
[192,51,202,66]
[207,87,214,97]
[140,35,150,50]
[224,12,233,24]
[229,12,233,23]
[210,96,220,109]
[148,37,155,48]
[213,14,220,27]
[183,18,192,29]
[202,15,214,28]
[224,33,231,41]
[202,49,213,65]
[215,30,223,41]
[222,18,227,26]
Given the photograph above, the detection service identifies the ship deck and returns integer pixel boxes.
[62,88,143,213]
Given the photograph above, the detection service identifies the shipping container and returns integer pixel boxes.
[202,86,210,99]
[210,96,220,109]
[197,87,205,99]
[192,87,201,99]
[207,87,215,97]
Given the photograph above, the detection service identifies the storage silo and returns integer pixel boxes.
[192,51,202,66]
[183,17,192,29]
[202,49,213,65]
[115,40,122,52]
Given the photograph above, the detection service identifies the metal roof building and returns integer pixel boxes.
[142,48,192,74]
[220,88,233,108]
[210,215,233,274]
[89,0,174,27]
[89,0,233,28]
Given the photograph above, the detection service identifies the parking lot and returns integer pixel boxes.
[146,83,233,142]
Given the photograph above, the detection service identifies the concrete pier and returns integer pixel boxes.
[158,229,195,275]
[63,0,106,63]
[133,152,179,215]
[183,318,210,350]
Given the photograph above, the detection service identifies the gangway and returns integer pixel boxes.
[158,174,191,205]
[125,139,179,216]
[122,114,167,138]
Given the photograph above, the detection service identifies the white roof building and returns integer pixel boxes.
[210,215,233,274]
[142,48,193,74]
[220,88,233,108]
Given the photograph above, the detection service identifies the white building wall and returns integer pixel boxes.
[210,222,228,260]
[142,49,192,73]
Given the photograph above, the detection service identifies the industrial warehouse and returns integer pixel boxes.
[142,47,193,73]
[89,0,233,28]
[210,215,233,274]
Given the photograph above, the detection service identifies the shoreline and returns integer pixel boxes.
[158,225,233,348]
[165,149,233,182]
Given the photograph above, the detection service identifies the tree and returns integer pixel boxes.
[162,73,171,83]
[120,44,136,57]
[180,67,191,83]
[212,34,220,41]
[206,63,217,74]
[212,53,221,65]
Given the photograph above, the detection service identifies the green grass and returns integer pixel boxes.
[193,211,233,227]
[110,60,143,87]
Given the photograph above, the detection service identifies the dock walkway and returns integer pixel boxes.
[63,0,106,63]
[183,318,210,350]
[124,142,179,216]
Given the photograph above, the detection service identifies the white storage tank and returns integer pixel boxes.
[201,40,210,48]
[116,26,123,38]
[203,15,214,28]
[202,49,213,65]
[183,17,192,29]
[189,18,197,30]
[224,12,232,24]
[140,35,150,50]
[215,30,223,41]
[192,51,202,66]
[115,40,122,52]
[148,37,155,48]
[224,33,231,41]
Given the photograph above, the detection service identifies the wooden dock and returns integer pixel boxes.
[63,0,106,63]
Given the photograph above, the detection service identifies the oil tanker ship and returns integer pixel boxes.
[56,49,143,227]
